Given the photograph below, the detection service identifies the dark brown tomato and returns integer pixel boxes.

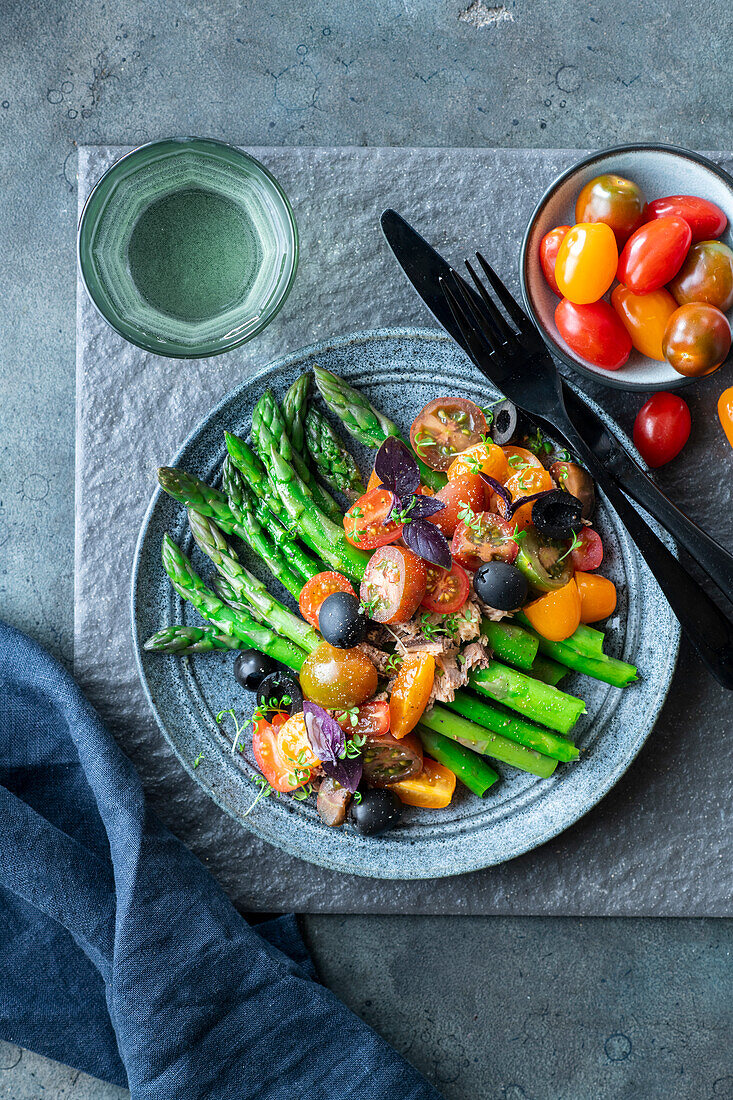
[451,511,519,572]
[410,397,488,472]
[668,240,733,312]
[361,730,424,787]
[662,303,732,378]
[574,173,645,245]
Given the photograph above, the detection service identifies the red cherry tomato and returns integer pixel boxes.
[451,512,519,571]
[420,561,470,613]
[555,298,632,370]
[633,392,691,468]
[570,528,604,572]
[644,195,727,243]
[428,473,487,537]
[298,571,356,629]
[336,700,391,738]
[252,713,304,793]
[539,225,571,296]
[343,488,402,549]
[617,216,692,293]
[359,545,427,623]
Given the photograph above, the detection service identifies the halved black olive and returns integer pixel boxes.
[489,399,518,446]
[532,490,584,541]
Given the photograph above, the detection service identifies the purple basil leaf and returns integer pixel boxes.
[402,518,452,570]
[303,702,345,763]
[480,474,512,519]
[509,489,555,517]
[374,437,420,499]
[410,494,445,520]
[384,491,403,525]
[322,754,363,794]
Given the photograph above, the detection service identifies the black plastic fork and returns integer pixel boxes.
[441,254,733,690]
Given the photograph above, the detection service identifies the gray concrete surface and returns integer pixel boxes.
[1,1,732,1096]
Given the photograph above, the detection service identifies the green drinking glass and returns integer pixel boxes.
[78,138,298,358]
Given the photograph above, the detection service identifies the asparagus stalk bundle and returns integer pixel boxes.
[421,706,558,778]
[442,692,579,762]
[144,624,241,654]
[224,432,287,521]
[305,406,366,499]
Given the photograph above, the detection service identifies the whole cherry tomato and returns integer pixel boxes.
[575,173,645,245]
[633,392,691,468]
[617,216,691,293]
[555,222,618,304]
[575,572,617,623]
[718,387,733,450]
[644,195,727,242]
[610,285,678,361]
[668,240,733,312]
[539,225,571,295]
[662,304,732,377]
[570,528,604,571]
[555,298,632,370]
[299,642,378,709]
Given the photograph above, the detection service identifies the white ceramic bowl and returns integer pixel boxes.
[520,143,733,391]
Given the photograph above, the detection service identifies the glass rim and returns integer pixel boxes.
[77,137,299,359]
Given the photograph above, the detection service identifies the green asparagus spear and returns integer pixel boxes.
[157,467,303,599]
[442,693,579,762]
[258,430,372,581]
[161,535,307,670]
[313,365,446,492]
[305,406,366,499]
[481,620,539,670]
[515,614,638,688]
[143,624,241,654]
[224,432,287,520]
[423,705,558,778]
[469,661,586,736]
[529,655,568,686]
[252,390,343,523]
[187,510,320,653]
[222,456,323,581]
[282,373,311,456]
[416,726,499,796]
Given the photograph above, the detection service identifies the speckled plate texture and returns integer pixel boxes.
[132,328,679,879]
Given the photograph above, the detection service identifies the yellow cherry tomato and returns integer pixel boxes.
[575,571,617,623]
[389,653,435,739]
[276,712,321,770]
[611,285,678,361]
[447,441,509,483]
[389,757,456,808]
[718,387,733,450]
[555,222,618,305]
[523,578,582,641]
[505,464,554,531]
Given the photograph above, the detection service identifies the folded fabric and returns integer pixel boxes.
[0,620,441,1099]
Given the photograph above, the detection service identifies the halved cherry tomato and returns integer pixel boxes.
[668,240,733,312]
[502,445,544,472]
[252,713,306,793]
[361,730,424,787]
[505,464,554,530]
[276,712,321,770]
[575,571,617,623]
[410,398,488,472]
[617,215,692,293]
[390,757,456,809]
[633,392,691,468]
[555,298,632,370]
[447,441,509,482]
[420,561,470,613]
[523,578,582,642]
[718,387,733,450]
[662,304,731,378]
[389,653,435,739]
[611,285,677,361]
[299,571,356,629]
[539,225,571,295]
[360,544,427,624]
[344,488,402,549]
[451,511,519,571]
[575,173,645,245]
[570,527,604,571]
[336,700,390,738]
[644,195,727,242]
[299,641,379,709]
[555,222,618,304]
[366,468,383,492]
[428,473,487,537]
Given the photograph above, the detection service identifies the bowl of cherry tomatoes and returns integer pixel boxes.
[521,143,733,391]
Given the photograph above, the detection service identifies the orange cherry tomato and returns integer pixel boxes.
[359,544,427,624]
[617,216,691,293]
[252,713,307,793]
[718,387,733,450]
[299,642,379,709]
[447,441,509,483]
[344,488,403,549]
[366,468,383,492]
[555,222,618,305]
[610,285,678,361]
[662,304,732,378]
[523,578,582,641]
[276,712,321,770]
[428,473,487,537]
[390,756,456,809]
[389,652,436,739]
[555,298,632,370]
[504,460,554,530]
[539,225,571,295]
[575,173,645,245]
[502,445,543,471]
[575,571,617,623]
[298,571,356,629]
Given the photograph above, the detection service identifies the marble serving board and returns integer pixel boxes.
[75,146,733,915]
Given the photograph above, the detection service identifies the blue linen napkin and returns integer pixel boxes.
[0,620,441,1099]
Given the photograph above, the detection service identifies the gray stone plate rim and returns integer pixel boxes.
[131,326,680,880]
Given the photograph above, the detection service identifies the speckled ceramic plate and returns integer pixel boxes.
[521,143,733,391]
[132,327,680,879]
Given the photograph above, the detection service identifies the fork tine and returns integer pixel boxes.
[439,275,494,365]
[464,259,516,343]
[474,251,531,330]
[449,271,504,354]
